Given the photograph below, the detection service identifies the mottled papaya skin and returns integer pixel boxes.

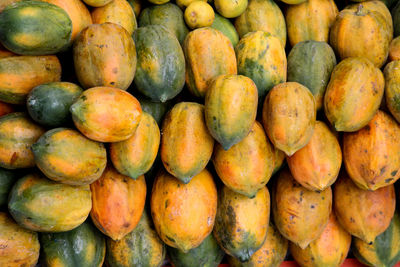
[92,0,137,35]
[234,0,286,46]
[110,112,160,180]
[8,173,92,232]
[139,3,188,45]
[333,173,396,244]
[41,0,92,41]
[287,40,336,110]
[73,23,136,90]
[228,223,288,267]
[262,82,316,156]
[183,27,237,98]
[286,0,338,47]
[0,212,39,267]
[213,186,270,262]
[31,128,107,185]
[324,57,384,132]
[205,74,258,150]
[90,165,146,241]
[235,31,286,103]
[82,0,112,7]
[168,233,224,267]
[287,121,342,191]
[106,211,166,267]
[40,221,106,267]
[0,55,61,104]
[272,169,332,249]
[343,111,400,190]
[290,213,351,267]
[388,36,400,61]
[353,212,400,267]
[151,169,217,253]
[213,122,274,198]
[70,87,142,143]
[161,102,214,183]
[0,112,45,169]
[330,5,391,68]
[384,61,400,123]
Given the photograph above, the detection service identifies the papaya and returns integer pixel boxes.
[212,122,274,198]
[26,82,83,127]
[0,0,22,12]
[138,3,189,45]
[70,87,142,143]
[353,212,400,267]
[127,0,141,17]
[287,40,337,110]
[41,0,92,41]
[0,212,40,267]
[324,57,384,132]
[287,121,342,191]
[0,1,72,55]
[211,13,239,47]
[161,102,214,183]
[290,213,351,267]
[343,111,400,190]
[234,0,286,46]
[285,0,338,47]
[183,27,237,98]
[235,31,286,102]
[330,4,391,68]
[0,112,45,169]
[133,25,185,102]
[110,112,160,180]
[262,82,316,156]
[0,55,61,104]
[32,128,107,185]
[91,0,137,35]
[168,233,224,267]
[388,36,400,61]
[90,165,146,241]
[137,96,172,125]
[82,0,112,7]
[106,211,166,267]
[384,61,400,123]
[40,221,106,267]
[333,173,396,244]
[227,223,288,267]
[213,186,270,262]
[8,173,92,232]
[205,74,258,150]
[151,169,217,252]
[272,169,332,249]
[0,168,17,207]
[73,23,137,90]
[272,148,286,175]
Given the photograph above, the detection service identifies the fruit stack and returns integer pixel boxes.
[0,0,399,266]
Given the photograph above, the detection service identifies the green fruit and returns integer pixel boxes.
[137,96,172,125]
[0,168,18,207]
[27,82,83,127]
[133,25,185,102]
[0,1,72,55]
[168,234,224,267]
[40,221,106,267]
[211,13,239,47]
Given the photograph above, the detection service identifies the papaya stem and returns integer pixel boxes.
[356,4,364,16]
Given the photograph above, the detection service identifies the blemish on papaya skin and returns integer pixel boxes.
[391,170,397,176]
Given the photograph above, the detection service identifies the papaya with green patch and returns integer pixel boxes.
[161,102,214,183]
[133,25,185,102]
[384,61,400,123]
[8,172,92,232]
[110,112,160,180]
[168,233,224,267]
[0,55,61,104]
[235,31,287,102]
[90,165,146,241]
[26,82,83,127]
[0,112,45,169]
[0,1,72,55]
[32,128,107,185]
[211,13,239,47]
[213,186,270,262]
[40,221,106,267]
[70,87,142,143]
[205,74,258,150]
[0,212,40,267]
[151,169,217,252]
[106,211,166,267]
[137,96,172,125]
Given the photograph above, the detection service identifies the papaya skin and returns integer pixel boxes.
[388,36,400,62]
[384,61,400,123]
